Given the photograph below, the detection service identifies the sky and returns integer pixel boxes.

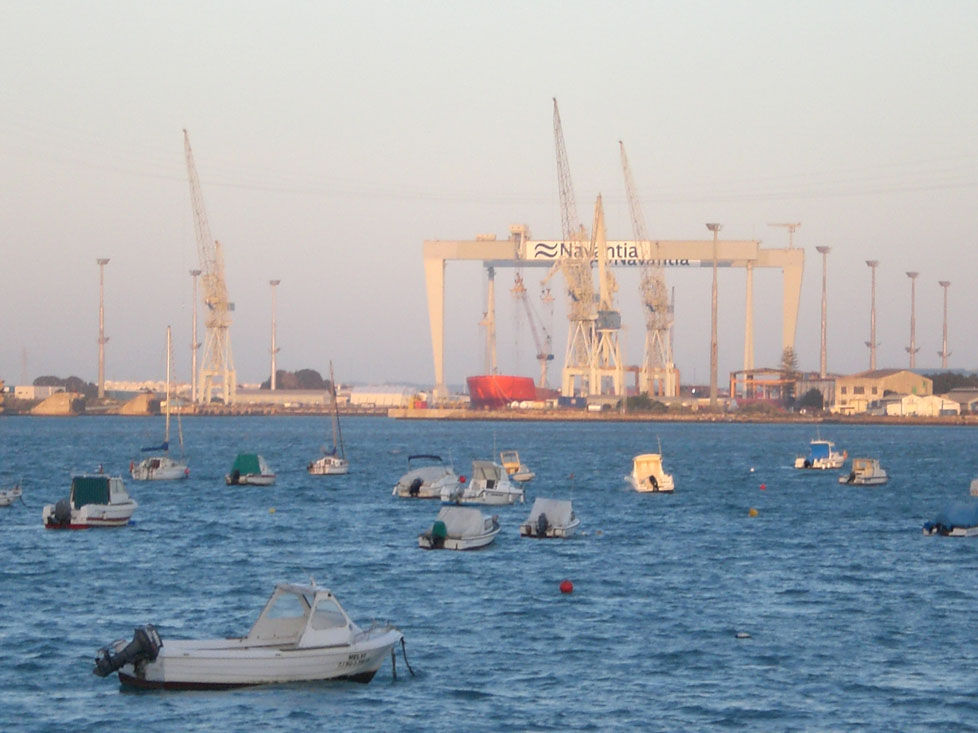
[2,0,977,390]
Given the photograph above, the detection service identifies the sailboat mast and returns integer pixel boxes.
[165,325,172,446]
[329,361,345,459]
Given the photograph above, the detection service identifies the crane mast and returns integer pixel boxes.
[183,130,236,405]
[552,98,597,397]
[511,273,554,389]
[619,140,677,397]
[590,195,624,398]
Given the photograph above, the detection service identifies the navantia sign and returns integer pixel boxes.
[529,241,695,267]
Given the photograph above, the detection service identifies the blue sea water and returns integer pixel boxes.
[1,416,977,731]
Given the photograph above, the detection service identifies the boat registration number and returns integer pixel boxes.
[339,652,368,668]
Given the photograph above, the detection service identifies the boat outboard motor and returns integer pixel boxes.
[409,477,423,497]
[535,512,549,537]
[50,498,72,527]
[94,625,162,677]
[229,469,241,485]
[431,520,447,549]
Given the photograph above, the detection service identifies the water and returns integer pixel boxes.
[2,416,977,730]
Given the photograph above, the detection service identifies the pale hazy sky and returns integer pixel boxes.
[2,1,976,389]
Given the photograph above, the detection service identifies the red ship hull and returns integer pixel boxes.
[467,375,538,408]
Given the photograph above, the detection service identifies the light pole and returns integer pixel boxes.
[269,280,281,390]
[96,258,110,399]
[706,223,722,409]
[189,269,201,404]
[816,246,831,378]
[906,271,919,368]
[865,260,879,370]
[939,280,951,368]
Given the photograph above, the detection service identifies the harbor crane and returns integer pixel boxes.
[590,194,624,397]
[511,273,554,389]
[551,98,598,397]
[619,140,678,397]
[183,129,236,405]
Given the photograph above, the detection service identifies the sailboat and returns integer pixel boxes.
[131,326,189,481]
[307,361,349,475]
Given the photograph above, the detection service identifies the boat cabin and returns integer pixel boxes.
[246,583,355,649]
[71,475,128,508]
[470,460,506,487]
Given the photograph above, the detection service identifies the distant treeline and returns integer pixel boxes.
[259,369,332,391]
[34,375,97,399]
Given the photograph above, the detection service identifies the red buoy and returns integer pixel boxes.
[559,579,573,594]
[458,476,466,483]
[760,483,766,491]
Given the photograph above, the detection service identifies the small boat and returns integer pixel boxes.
[308,361,349,476]
[42,474,137,529]
[794,439,846,470]
[519,498,580,538]
[92,581,405,689]
[0,484,23,507]
[418,506,500,550]
[131,327,189,481]
[626,453,674,493]
[838,457,888,485]
[499,450,535,483]
[392,454,462,498]
[226,454,276,486]
[923,500,978,537]
[441,460,525,505]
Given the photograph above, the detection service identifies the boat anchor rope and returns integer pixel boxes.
[391,637,416,680]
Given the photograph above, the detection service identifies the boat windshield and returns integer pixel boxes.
[310,597,347,630]
[265,593,309,619]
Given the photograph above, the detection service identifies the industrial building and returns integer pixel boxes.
[831,370,933,415]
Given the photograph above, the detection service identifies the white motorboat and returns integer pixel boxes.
[226,454,276,486]
[626,453,675,493]
[93,582,405,689]
[392,454,462,498]
[0,484,23,507]
[441,460,525,505]
[42,474,137,529]
[308,361,349,476]
[131,327,189,481]
[418,506,500,550]
[794,439,846,470]
[519,498,580,538]
[838,457,888,485]
[499,450,535,483]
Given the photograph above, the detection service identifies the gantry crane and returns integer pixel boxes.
[183,129,236,405]
[551,98,597,397]
[619,140,678,397]
[511,273,554,389]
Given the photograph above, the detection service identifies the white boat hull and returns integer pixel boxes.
[131,456,188,481]
[442,487,524,505]
[308,455,349,475]
[114,628,402,689]
[795,457,845,470]
[226,474,276,486]
[418,527,499,550]
[42,499,137,529]
[0,486,22,506]
[519,517,581,538]
[626,474,675,493]
[838,475,888,486]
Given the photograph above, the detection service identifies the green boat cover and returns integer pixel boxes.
[230,453,262,475]
[71,476,110,508]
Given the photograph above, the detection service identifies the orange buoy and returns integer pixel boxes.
[748,507,759,517]
[559,579,574,594]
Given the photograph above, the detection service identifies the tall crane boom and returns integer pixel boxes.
[552,98,597,397]
[511,273,554,389]
[183,129,236,405]
[619,140,677,397]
